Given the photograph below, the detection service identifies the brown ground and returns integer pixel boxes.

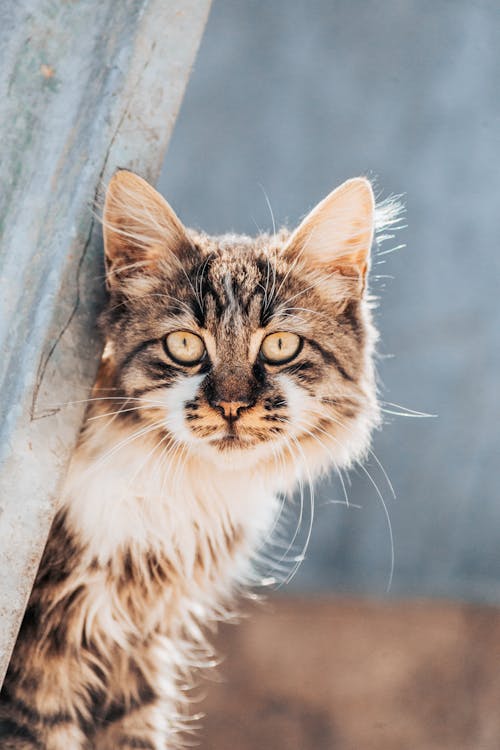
[199,597,500,750]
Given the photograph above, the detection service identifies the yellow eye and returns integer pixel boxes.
[164,331,206,365]
[260,332,302,364]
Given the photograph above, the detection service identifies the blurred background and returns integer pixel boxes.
[158,2,500,748]
[160,0,500,603]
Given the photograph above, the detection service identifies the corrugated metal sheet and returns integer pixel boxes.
[0,0,211,685]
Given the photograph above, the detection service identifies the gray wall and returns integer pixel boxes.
[159,0,500,602]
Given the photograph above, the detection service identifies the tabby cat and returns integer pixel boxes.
[0,171,387,748]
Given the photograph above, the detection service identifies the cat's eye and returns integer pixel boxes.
[260,332,302,364]
[164,331,206,365]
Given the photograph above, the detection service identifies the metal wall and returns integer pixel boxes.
[159,0,500,602]
[0,0,211,685]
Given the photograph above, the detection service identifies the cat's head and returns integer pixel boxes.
[99,170,381,473]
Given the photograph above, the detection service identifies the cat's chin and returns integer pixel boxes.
[193,437,277,472]
[211,435,246,448]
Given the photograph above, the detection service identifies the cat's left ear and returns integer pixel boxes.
[284,177,375,297]
[102,170,192,290]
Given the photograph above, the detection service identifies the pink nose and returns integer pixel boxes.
[214,400,249,421]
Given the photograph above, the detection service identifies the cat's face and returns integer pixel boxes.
[99,171,380,471]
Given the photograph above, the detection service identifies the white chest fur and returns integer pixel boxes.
[62,422,281,578]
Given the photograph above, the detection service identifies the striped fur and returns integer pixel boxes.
[0,172,394,748]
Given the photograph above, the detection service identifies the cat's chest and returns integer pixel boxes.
[62,425,279,577]
[53,429,280,651]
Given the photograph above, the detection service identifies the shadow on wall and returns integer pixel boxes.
[159,0,500,603]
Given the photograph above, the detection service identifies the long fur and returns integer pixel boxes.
[0,172,401,749]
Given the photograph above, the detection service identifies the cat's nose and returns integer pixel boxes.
[212,400,250,422]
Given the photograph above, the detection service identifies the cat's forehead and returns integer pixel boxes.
[199,243,265,334]
[190,229,290,256]
[205,238,262,293]
[188,230,293,332]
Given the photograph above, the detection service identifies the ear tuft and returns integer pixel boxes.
[102,170,191,289]
[285,177,375,296]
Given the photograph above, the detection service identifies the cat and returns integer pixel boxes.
[0,170,388,749]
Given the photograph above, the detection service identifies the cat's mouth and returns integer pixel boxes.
[209,426,266,451]
[211,434,248,450]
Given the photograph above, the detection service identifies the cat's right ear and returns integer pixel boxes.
[102,170,192,290]
[283,178,375,299]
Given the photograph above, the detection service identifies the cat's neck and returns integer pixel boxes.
[62,417,281,567]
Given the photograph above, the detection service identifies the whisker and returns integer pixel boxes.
[258,183,277,236]
[268,438,305,580]
[357,461,395,593]
[322,499,362,510]
[381,407,437,419]
[292,413,395,592]
[81,420,166,479]
[381,401,437,418]
[336,466,351,508]
[311,407,396,501]
[376,243,406,257]
[366,449,396,501]
[281,435,315,586]
[87,405,149,421]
